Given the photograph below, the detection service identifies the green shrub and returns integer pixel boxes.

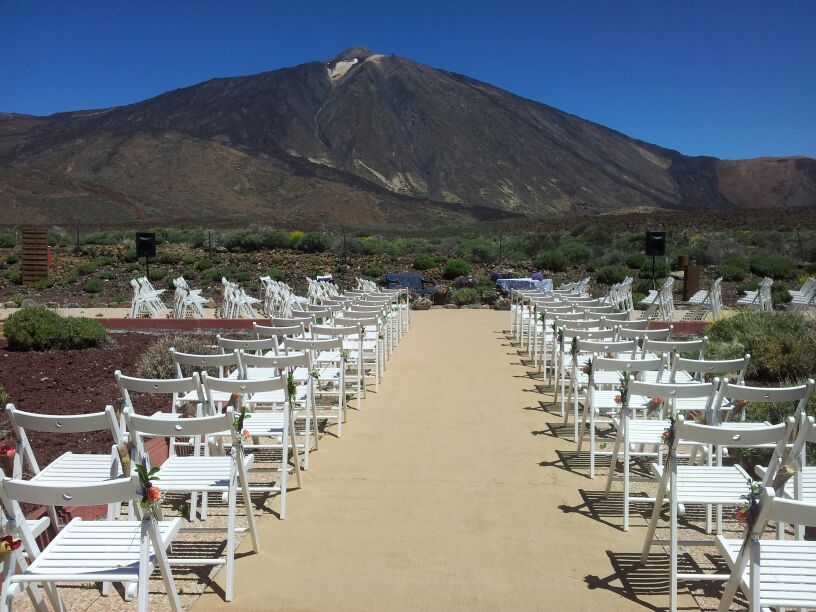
[124,262,140,272]
[632,291,647,306]
[413,254,436,270]
[0,383,7,406]
[202,267,230,283]
[225,230,264,252]
[77,262,97,275]
[639,258,669,279]
[64,269,80,284]
[706,312,816,382]
[80,230,126,245]
[718,256,749,281]
[452,287,479,306]
[737,280,759,295]
[6,269,22,284]
[625,253,646,269]
[196,258,216,271]
[99,270,114,280]
[92,256,115,267]
[137,335,213,378]
[34,277,54,289]
[364,264,384,279]
[0,230,18,248]
[771,282,793,305]
[265,268,285,281]
[148,267,167,281]
[234,271,252,283]
[82,280,102,293]
[459,238,497,264]
[3,308,107,350]
[750,255,795,280]
[182,254,196,265]
[158,253,179,265]
[261,229,293,250]
[121,248,138,263]
[595,265,629,285]
[5,253,20,265]
[533,250,567,273]
[557,241,592,265]
[443,259,471,279]
[59,317,108,349]
[295,232,328,253]
[154,228,206,246]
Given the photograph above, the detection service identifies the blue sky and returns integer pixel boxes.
[2,0,814,159]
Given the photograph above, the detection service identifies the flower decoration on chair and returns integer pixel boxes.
[614,371,631,405]
[135,459,162,512]
[645,396,665,417]
[340,349,350,361]
[287,369,298,403]
[232,406,251,447]
[581,358,593,377]
[0,444,16,475]
[735,480,762,526]
[556,327,564,346]
[0,519,21,557]
[725,399,749,422]
[771,426,801,495]
[660,411,680,446]
[571,336,579,356]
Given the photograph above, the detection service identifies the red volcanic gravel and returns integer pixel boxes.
[0,333,160,470]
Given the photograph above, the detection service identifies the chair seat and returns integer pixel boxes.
[34,453,117,484]
[16,517,181,582]
[651,464,752,504]
[157,455,254,492]
[716,536,816,609]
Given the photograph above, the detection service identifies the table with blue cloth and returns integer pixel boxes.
[496,278,553,293]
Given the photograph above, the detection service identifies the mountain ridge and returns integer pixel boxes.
[0,47,814,228]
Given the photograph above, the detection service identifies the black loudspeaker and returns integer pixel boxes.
[645,231,666,256]
[135,232,156,258]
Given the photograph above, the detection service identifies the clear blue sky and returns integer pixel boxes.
[2,0,814,159]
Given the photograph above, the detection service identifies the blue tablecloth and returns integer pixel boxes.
[496,278,553,293]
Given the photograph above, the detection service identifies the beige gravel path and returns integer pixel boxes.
[195,309,695,611]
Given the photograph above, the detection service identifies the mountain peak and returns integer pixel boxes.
[328,47,375,64]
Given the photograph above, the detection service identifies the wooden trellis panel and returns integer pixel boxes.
[21,227,49,285]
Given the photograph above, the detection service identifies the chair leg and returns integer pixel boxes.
[225,478,237,601]
[640,470,669,563]
[289,416,302,488]
[604,432,622,495]
[623,427,630,532]
[146,519,182,612]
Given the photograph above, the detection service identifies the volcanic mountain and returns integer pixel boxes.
[1,47,814,228]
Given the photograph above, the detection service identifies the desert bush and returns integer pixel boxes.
[718,256,749,281]
[196,258,216,271]
[202,267,231,283]
[557,241,592,265]
[77,262,97,275]
[80,230,127,245]
[595,265,629,285]
[364,264,384,279]
[124,262,140,272]
[0,383,7,405]
[750,255,795,280]
[5,253,20,265]
[532,250,567,273]
[459,238,497,264]
[639,258,669,279]
[92,256,115,267]
[0,230,18,248]
[443,259,471,279]
[148,267,167,281]
[137,335,213,378]
[34,277,54,289]
[295,232,328,253]
[451,287,479,306]
[625,253,647,269]
[121,248,139,263]
[63,269,80,284]
[4,308,107,350]
[99,270,114,280]
[182,254,196,264]
[234,271,252,283]
[225,230,264,252]
[737,280,759,295]
[158,253,179,265]
[413,254,436,270]
[262,229,292,250]
[264,268,285,281]
[706,311,816,382]
[82,280,102,293]
[155,228,206,246]
[770,282,793,305]
[6,270,22,284]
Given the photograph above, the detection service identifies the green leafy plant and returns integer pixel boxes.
[595,265,629,285]
[451,287,478,306]
[532,250,567,273]
[82,280,102,293]
[413,253,436,270]
[3,308,107,350]
[443,259,470,279]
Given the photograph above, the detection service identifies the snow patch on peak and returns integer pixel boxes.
[328,58,358,81]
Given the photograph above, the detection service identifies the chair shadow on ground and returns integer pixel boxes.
[557,489,653,531]
[585,550,738,611]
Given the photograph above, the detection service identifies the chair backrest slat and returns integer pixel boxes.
[1,473,140,507]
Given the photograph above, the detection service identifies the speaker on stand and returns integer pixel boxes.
[645,231,666,290]
[135,232,157,278]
